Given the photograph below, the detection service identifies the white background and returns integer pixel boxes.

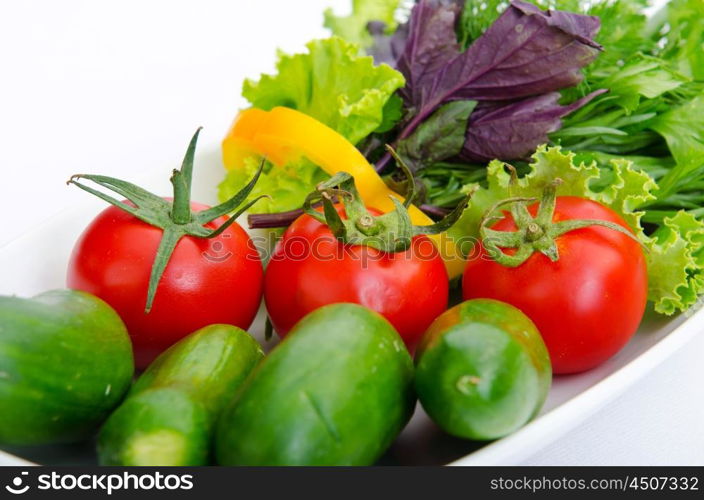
[1,0,702,465]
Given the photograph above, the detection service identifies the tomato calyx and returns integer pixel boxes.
[68,128,267,312]
[302,146,471,253]
[479,179,644,268]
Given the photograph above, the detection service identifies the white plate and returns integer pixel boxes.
[0,142,702,466]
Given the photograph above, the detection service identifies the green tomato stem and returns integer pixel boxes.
[480,178,645,268]
[302,146,471,253]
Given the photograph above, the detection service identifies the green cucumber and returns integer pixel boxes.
[98,388,210,466]
[97,324,263,465]
[415,299,551,440]
[0,289,134,445]
[215,303,415,466]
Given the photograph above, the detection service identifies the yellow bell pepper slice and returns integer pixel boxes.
[222,108,270,169]
[222,106,466,278]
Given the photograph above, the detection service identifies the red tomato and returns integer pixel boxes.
[462,196,647,374]
[67,201,263,368]
[264,206,449,349]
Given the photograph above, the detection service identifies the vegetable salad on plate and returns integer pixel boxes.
[1,0,703,466]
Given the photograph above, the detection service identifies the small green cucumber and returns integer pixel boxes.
[415,299,551,440]
[215,303,416,466]
[0,289,134,445]
[98,324,263,465]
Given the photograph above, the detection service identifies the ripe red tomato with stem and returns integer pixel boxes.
[265,206,447,348]
[264,167,469,350]
[67,129,265,368]
[462,181,648,374]
[68,201,263,368]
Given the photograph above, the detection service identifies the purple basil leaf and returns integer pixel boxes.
[448,0,602,101]
[398,0,601,138]
[396,0,461,115]
[460,89,607,162]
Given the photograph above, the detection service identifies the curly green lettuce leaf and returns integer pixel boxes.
[218,156,328,215]
[324,0,401,49]
[449,145,704,314]
[648,211,704,315]
[242,37,405,145]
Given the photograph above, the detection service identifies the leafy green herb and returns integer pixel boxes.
[457,0,511,48]
[419,162,487,207]
[653,0,704,80]
[650,95,704,197]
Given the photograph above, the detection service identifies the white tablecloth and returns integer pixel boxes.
[2,0,701,466]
